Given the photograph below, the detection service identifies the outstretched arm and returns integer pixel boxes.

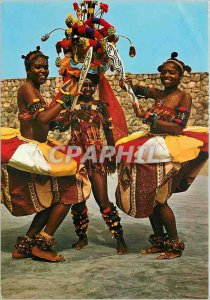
[119,77,159,99]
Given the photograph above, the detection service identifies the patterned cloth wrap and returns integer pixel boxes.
[67,100,115,175]
[115,126,208,218]
[1,127,91,216]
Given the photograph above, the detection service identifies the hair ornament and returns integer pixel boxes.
[171,52,178,58]
[22,46,48,70]
[158,51,192,74]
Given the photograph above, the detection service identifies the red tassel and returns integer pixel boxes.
[73,2,79,11]
[100,3,109,13]
[78,26,86,34]
[60,40,72,49]
[81,207,88,215]
[103,207,111,214]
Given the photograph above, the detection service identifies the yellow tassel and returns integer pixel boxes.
[86,39,90,47]
[66,13,73,23]
[66,28,72,34]
[39,231,53,240]
[38,108,45,113]
[74,54,78,62]
[56,99,65,105]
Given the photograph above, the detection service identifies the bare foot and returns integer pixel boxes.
[141,246,164,255]
[116,236,128,255]
[12,249,32,259]
[156,251,182,260]
[31,245,65,262]
[72,237,88,250]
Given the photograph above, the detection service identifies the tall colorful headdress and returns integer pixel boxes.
[41,0,136,69]
[41,1,136,141]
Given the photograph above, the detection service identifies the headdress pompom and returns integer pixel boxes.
[36,46,41,51]
[129,45,136,58]
[21,55,26,59]
[171,52,178,58]
[185,65,192,73]
[157,65,162,72]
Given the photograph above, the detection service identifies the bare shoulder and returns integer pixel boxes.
[179,91,192,109]
[18,83,30,97]
[17,82,39,105]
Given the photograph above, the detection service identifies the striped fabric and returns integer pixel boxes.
[115,127,208,164]
[1,128,79,177]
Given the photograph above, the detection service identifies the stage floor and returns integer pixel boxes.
[1,163,208,299]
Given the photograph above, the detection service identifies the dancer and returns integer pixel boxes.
[118,52,208,259]
[1,47,91,262]
[58,73,128,255]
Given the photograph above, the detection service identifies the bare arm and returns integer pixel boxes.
[119,77,160,99]
[133,102,146,118]
[19,84,65,125]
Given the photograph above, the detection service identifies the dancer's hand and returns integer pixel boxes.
[74,110,91,121]
[133,102,146,118]
[119,76,133,90]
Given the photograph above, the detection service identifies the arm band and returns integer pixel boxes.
[173,106,190,127]
[56,99,67,110]
[28,99,46,119]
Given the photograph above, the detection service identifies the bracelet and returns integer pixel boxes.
[33,107,45,119]
[152,114,158,128]
[143,112,158,127]
[56,99,67,110]
[29,99,44,113]
[60,94,74,107]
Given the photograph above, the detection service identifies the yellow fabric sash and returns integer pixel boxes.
[1,127,78,176]
[114,126,207,163]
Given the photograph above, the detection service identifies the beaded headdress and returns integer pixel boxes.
[41,1,136,68]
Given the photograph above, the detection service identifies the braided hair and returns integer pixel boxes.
[21,46,49,71]
[158,52,191,75]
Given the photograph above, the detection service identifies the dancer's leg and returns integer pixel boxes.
[12,208,52,259]
[89,171,127,255]
[156,204,184,259]
[141,205,166,255]
[71,201,89,250]
[32,203,71,262]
